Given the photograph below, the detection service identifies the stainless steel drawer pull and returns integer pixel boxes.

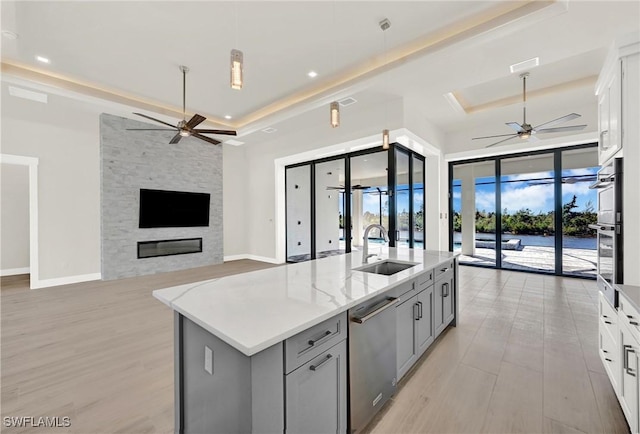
[309,354,333,371]
[443,282,449,297]
[440,267,449,273]
[418,301,423,319]
[624,345,636,376]
[352,298,399,324]
[604,320,612,324]
[602,315,609,319]
[605,358,612,362]
[308,330,332,347]
[631,321,639,326]
[414,303,420,321]
[603,349,609,353]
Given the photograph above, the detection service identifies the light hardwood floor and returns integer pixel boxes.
[0,262,628,433]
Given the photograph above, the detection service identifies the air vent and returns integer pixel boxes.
[510,57,539,74]
[262,127,277,133]
[338,97,357,107]
[8,86,48,103]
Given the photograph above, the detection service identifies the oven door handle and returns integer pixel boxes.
[589,174,615,189]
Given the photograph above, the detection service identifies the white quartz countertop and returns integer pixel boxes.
[153,248,458,356]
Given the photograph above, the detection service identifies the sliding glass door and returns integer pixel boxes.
[449,143,598,277]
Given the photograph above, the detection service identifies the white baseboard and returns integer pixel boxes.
[31,272,102,289]
[0,267,30,277]
[224,254,281,265]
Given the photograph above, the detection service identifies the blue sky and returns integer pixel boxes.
[452,168,598,214]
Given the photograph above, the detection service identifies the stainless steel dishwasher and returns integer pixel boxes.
[349,293,398,433]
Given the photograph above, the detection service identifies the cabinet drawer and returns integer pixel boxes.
[619,293,640,344]
[416,270,434,291]
[394,280,418,303]
[599,292,618,343]
[284,312,347,373]
[600,325,620,392]
[434,260,454,280]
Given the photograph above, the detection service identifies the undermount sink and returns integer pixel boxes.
[354,260,419,276]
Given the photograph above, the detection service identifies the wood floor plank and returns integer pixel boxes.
[589,371,630,434]
[481,361,544,434]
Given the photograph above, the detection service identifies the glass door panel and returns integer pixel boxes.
[452,161,496,267]
[561,148,598,277]
[500,154,555,273]
[350,152,389,253]
[412,156,425,249]
[286,165,311,262]
[395,150,410,248]
[315,159,346,259]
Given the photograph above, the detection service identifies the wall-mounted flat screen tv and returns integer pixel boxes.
[139,189,210,228]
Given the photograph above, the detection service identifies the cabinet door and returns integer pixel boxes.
[620,325,639,434]
[434,279,444,338]
[396,296,418,380]
[285,340,347,434]
[598,85,611,159]
[442,274,455,328]
[416,285,434,357]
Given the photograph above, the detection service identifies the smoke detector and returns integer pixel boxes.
[379,18,391,31]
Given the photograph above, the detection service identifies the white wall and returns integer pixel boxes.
[222,145,248,259]
[1,84,101,282]
[1,163,29,273]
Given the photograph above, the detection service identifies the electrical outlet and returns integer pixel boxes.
[204,346,213,375]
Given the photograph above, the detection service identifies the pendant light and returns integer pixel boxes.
[230,49,243,90]
[380,18,391,149]
[230,5,243,90]
[329,2,340,128]
[330,101,340,128]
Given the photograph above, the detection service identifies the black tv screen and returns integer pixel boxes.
[139,189,210,228]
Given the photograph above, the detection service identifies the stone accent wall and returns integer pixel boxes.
[100,113,223,280]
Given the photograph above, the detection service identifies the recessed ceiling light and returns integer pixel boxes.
[224,115,232,120]
[35,55,50,64]
[510,57,539,74]
[262,127,277,133]
[224,139,245,146]
[2,30,18,40]
[307,71,318,78]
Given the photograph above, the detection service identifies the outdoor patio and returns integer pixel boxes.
[457,246,597,276]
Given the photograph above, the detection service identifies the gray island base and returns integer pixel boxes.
[154,249,459,433]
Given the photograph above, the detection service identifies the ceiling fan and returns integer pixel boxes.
[127,65,236,145]
[472,72,587,148]
[326,184,371,191]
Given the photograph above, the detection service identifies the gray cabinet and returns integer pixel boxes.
[416,285,434,355]
[285,340,347,434]
[396,278,435,381]
[435,269,455,338]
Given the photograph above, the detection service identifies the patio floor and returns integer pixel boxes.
[457,246,597,277]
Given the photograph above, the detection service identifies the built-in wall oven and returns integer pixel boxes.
[589,157,623,307]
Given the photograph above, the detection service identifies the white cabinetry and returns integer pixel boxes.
[597,66,621,165]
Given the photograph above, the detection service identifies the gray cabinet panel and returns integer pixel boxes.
[396,296,418,380]
[416,285,434,356]
[442,273,455,329]
[285,340,347,434]
[435,269,454,337]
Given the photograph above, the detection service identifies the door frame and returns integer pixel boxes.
[1,154,39,289]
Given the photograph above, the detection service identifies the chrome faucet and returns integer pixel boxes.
[362,224,389,264]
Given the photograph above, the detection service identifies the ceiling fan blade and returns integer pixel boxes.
[192,133,221,145]
[486,134,518,148]
[126,128,177,131]
[506,122,525,133]
[535,124,587,134]
[169,133,183,144]
[193,129,238,136]
[527,135,539,143]
[472,133,520,140]
[133,113,177,129]
[326,186,344,190]
[185,114,206,129]
[533,113,581,130]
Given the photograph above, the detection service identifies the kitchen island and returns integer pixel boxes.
[154,248,459,434]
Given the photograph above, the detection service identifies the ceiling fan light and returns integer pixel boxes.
[382,129,390,149]
[179,130,190,137]
[520,132,530,139]
[230,49,243,90]
[330,101,340,128]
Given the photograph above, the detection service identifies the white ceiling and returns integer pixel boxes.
[2,1,639,150]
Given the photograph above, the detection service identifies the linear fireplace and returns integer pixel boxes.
[137,238,203,259]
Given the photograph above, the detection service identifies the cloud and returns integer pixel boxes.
[501,183,554,213]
